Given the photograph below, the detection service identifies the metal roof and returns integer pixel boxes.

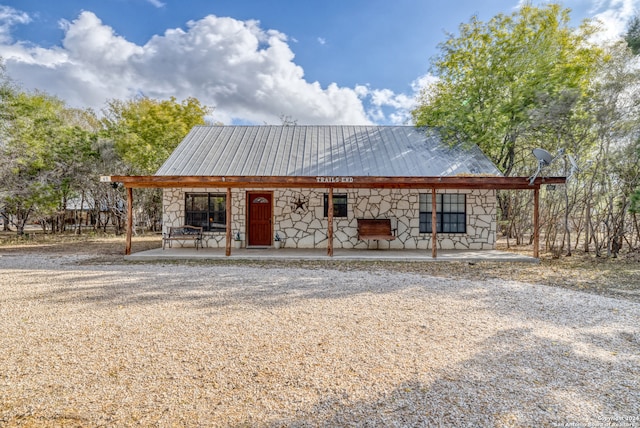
[155,125,502,177]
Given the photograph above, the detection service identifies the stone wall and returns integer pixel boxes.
[163,188,496,250]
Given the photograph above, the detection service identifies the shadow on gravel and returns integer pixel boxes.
[2,254,639,426]
[267,327,638,427]
[6,257,636,332]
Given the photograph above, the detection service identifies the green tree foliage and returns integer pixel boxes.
[622,145,640,228]
[632,187,640,213]
[99,96,212,232]
[411,4,640,255]
[626,15,640,215]
[0,85,99,234]
[412,3,603,175]
[587,42,640,253]
[101,96,211,174]
[1,57,214,235]
[625,13,640,55]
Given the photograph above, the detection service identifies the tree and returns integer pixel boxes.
[279,114,298,126]
[1,91,64,233]
[101,96,211,174]
[0,56,101,235]
[625,13,640,55]
[0,87,101,235]
[626,13,640,229]
[47,109,100,233]
[410,3,619,256]
[412,3,603,176]
[587,42,640,254]
[0,61,13,230]
[99,96,212,232]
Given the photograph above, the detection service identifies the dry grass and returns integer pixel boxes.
[1,231,639,303]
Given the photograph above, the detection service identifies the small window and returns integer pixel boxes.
[323,193,348,217]
[419,193,466,233]
[185,193,226,232]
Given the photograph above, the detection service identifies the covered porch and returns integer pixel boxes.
[125,246,539,263]
[104,175,565,260]
[101,175,566,259]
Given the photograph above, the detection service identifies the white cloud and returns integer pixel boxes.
[317,37,326,45]
[6,2,629,127]
[0,5,31,44]
[0,11,373,125]
[516,0,640,41]
[411,74,438,92]
[146,0,166,8]
[589,0,639,41]
[353,75,436,125]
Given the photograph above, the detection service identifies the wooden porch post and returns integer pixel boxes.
[533,187,540,259]
[125,186,133,255]
[431,188,437,259]
[327,187,334,257]
[225,187,232,256]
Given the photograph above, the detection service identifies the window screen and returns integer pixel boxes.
[419,193,466,234]
[323,193,348,218]
[185,193,226,232]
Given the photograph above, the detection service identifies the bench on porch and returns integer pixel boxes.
[162,225,204,250]
[357,218,396,245]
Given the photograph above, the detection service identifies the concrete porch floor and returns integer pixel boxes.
[125,246,539,263]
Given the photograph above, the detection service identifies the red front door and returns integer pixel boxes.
[247,192,272,246]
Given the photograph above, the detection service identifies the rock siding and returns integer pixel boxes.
[163,188,497,249]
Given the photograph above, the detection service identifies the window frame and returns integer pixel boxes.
[323,193,348,218]
[419,193,466,234]
[185,192,227,232]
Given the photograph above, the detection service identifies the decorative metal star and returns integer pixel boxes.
[292,195,308,213]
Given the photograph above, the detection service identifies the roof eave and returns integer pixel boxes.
[104,175,566,190]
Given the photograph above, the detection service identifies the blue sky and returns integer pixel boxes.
[0,0,636,125]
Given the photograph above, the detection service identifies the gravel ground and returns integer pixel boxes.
[1,253,639,427]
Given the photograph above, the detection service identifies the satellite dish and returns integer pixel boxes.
[532,148,553,166]
[566,154,583,180]
[568,154,579,170]
[528,148,560,185]
[529,148,550,185]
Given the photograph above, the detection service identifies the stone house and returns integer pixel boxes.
[156,125,503,252]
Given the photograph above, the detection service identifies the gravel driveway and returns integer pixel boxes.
[1,254,639,427]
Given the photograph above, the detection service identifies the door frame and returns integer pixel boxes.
[246,191,273,247]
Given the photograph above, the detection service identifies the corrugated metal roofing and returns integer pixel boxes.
[155,126,502,177]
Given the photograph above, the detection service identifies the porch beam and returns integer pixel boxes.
[107,175,565,190]
[431,188,437,259]
[225,187,232,257]
[534,187,540,259]
[327,187,334,257]
[125,186,133,255]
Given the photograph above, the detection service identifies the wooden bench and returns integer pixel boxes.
[162,225,204,250]
[357,219,396,245]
